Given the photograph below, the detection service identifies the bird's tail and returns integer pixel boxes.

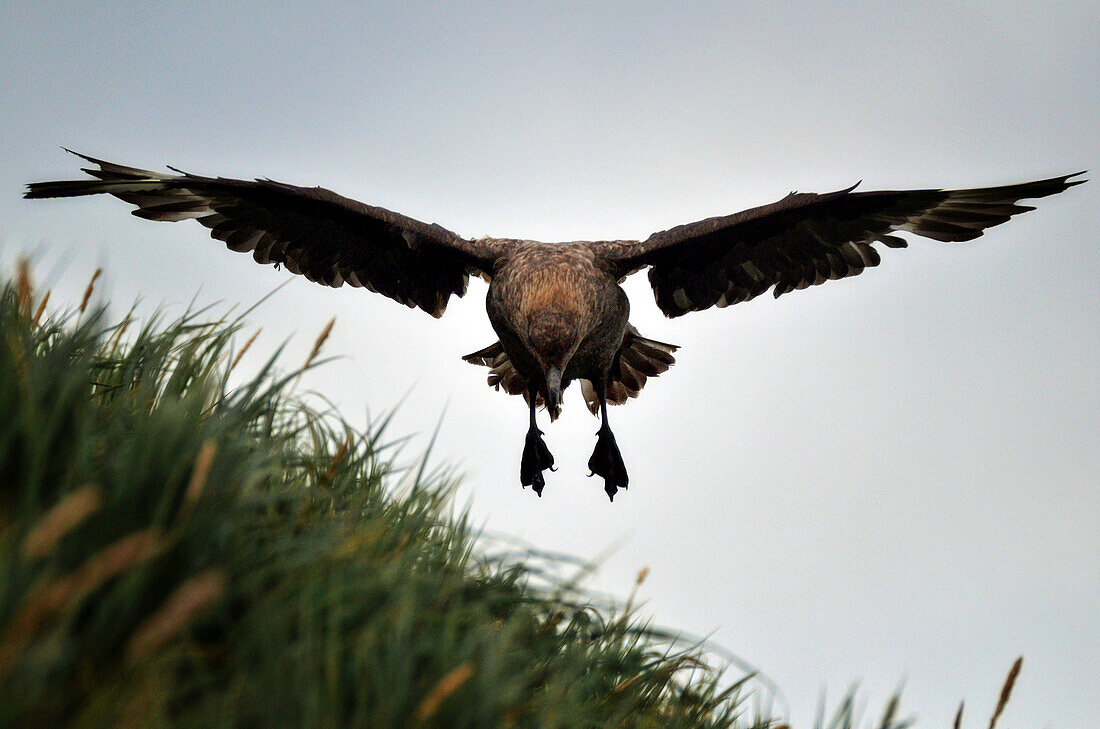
[580,328,678,415]
[463,326,678,418]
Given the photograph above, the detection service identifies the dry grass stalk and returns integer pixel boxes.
[126,570,226,662]
[623,565,650,616]
[304,317,335,368]
[228,327,262,374]
[0,529,164,681]
[21,484,103,560]
[105,316,133,353]
[988,657,1022,729]
[323,434,353,485]
[413,663,474,722]
[16,258,32,318]
[613,654,702,694]
[32,290,51,327]
[185,441,217,505]
[79,268,102,315]
[38,529,164,612]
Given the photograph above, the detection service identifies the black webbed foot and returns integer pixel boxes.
[588,423,629,501]
[520,427,556,496]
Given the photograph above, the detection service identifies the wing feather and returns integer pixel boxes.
[26,150,508,317]
[599,173,1084,317]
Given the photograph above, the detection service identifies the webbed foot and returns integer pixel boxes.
[588,424,629,501]
[520,427,556,496]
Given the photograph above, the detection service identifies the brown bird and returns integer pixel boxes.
[26,150,1084,500]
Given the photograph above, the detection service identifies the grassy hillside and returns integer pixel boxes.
[0,266,771,729]
[0,265,1023,729]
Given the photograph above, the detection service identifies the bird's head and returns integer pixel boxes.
[526,311,580,418]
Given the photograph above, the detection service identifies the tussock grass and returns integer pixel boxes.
[0,266,1027,728]
[0,269,761,728]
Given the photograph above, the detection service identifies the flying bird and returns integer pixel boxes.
[26,150,1084,500]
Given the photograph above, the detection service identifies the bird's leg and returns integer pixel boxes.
[587,381,629,501]
[520,386,555,496]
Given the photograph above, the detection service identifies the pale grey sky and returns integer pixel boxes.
[3,2,1098,726]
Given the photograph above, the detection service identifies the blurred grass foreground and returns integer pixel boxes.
[0,265,763,729]
[0,264,1028,729]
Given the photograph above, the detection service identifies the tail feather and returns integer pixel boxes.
[583,328,678,414]
[461,342,528,397]
[463,326,678,418]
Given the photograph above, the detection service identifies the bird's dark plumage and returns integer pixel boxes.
[25,149,504,317]
[26,150,1085,500]
[600,176,1086,316]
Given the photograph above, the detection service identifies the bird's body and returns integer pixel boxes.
[485,241,629,413]
[26,150,1084,500]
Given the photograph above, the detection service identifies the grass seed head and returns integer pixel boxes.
[80,268,102,315]
[16,258,32,318]
[21,485,103,560]
[229,327,262,374]
[126,570,226,663]
[185,441,218,505]
[32,289,51,327]
[305,317,335,367]
[988,657,1022,729]
[414,663,474,722]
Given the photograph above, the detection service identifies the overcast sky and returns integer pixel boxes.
[2,2,1097,726]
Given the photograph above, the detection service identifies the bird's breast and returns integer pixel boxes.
[487,244,607,329]
[486,243,629,382]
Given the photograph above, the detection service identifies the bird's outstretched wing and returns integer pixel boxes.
[599,173,1085,317]
[26,150,506,317]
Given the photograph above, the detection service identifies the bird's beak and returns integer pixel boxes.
[546,366,563,412]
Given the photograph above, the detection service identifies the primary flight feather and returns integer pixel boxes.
[26,150,1084,500]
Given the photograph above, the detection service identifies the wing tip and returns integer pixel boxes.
[1014,170,1087,201]
[60,147,105,167]
[23,148,101,196]
[1018,170,1087,197]
[1064,170,1088,188]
